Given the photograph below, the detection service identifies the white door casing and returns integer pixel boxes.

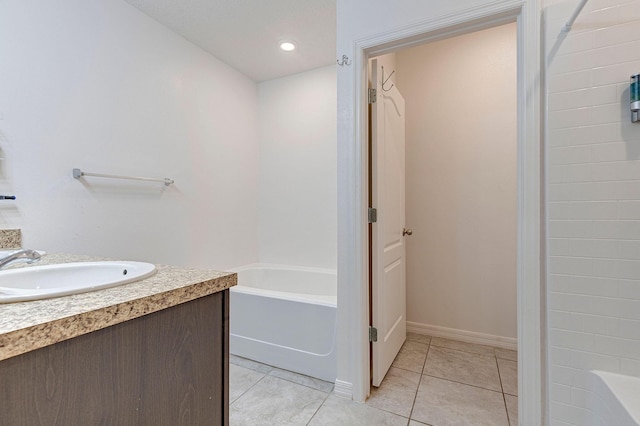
[371,59,407,387]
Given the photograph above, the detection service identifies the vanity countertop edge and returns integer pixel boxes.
[0,253,237,361]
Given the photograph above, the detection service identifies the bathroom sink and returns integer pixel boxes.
[0,261,157,303]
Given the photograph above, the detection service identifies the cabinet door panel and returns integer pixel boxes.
[0,291,228,426]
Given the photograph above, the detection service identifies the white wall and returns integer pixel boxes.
[257,66,337,269]
[397,23,517,342]
[545,0,640,424]
[0,0,260,270]
[337,0,509,44]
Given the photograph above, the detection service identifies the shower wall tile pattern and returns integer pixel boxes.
[546,0,640,424]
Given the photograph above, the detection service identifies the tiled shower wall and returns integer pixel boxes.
[546,0,640,424]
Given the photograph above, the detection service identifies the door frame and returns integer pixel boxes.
[337,1,544,424]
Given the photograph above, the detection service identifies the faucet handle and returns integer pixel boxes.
[24,249,42,263]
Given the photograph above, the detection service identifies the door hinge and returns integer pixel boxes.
[369,326,378,342]
[368,88,377,104]
[368,207,377,223]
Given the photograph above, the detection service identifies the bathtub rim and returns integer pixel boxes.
[229,263,337,307]
[230,262,337,275]
[590,370,640,425]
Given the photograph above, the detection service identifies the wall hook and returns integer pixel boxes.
[337,55,352,66]
[382,66,395,92]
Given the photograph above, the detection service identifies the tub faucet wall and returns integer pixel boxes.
[257,66,337,270]
[545,0,640,423]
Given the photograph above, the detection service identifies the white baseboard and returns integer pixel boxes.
[333,379,353,400]
[407,321,517,351]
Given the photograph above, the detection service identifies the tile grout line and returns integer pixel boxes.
[419,372,505,394]
[384,338,518,422]
[267,368,335,394]
[496,353,513,426]
[421,339,504,393]
[430,344,496,358]
[230,359,331,425]
[356,401,413,423]
[231,357,335,426]
[407,340,431,423]
[305,389,333,426]
[393,339,511,390]
[229,367,270,407]
[414,341,514,425]
[232,357,334,395]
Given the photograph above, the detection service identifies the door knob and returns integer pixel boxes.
[403,228,413,236]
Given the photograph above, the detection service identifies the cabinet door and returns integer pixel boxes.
[0,291,229,426]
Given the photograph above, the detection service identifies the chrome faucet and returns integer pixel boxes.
[0,249,42,270]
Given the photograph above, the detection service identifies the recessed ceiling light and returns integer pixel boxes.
[279,41,296,52]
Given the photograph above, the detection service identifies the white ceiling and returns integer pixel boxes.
[124,0,336,82]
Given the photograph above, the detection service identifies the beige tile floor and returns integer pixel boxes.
[229,333,518,425]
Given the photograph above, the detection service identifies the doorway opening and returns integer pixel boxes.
[368,20,518,386]
[343,4,544,424]
[367,21,519,424]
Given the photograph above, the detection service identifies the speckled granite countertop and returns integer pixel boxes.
[0,253,236,361]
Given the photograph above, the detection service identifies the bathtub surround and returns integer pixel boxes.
[397,22,518,347]
[546,0,640,424]
[257,66,337,270]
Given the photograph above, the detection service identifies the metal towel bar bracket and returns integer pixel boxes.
[72,168,174,186]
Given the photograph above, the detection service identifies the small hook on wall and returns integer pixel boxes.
[337,55,352,66]
[382,66,395,92]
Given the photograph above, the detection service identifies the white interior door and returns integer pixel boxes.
[371,59,407,387]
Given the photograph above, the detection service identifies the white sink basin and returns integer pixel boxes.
[0,261,157,303]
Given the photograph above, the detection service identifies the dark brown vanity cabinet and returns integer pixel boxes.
[0,291,229,426]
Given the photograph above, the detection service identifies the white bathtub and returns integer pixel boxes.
[588,370,640,426]
[229,264,337,382]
